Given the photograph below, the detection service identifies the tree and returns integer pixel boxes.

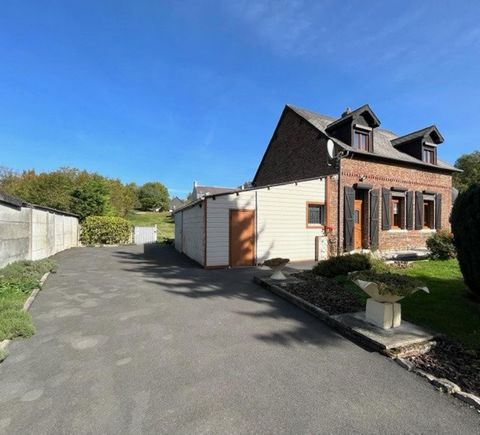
[450,183,480,298]
[107,180,138,217]
[138,182,169,211]
[70,175,109,220]
[453,151,480,192]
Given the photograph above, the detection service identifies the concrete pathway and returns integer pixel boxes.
[0,245,478,434]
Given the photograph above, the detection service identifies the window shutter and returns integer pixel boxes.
[344,186,355,252]
[370,189,380,250]
[435,193,442,230]
[415,191,423,230]
[406,191,414,230]
[381,188,391,230]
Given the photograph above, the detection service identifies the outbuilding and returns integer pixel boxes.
[173,178,329,268]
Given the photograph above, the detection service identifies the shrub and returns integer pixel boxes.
[80,216,131,245]
[451,183,480,297]
[313,254,372,278]
[352,271,425,297]
[426,230,456,260]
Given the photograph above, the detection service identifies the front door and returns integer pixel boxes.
[354,199,363,250]
[229,209,255,267]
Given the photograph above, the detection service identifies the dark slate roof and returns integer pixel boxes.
[0,190,23,207]
[287,105,459,172]
[195,186,236,196]
[326,104,381,130]
[391,125,444,146]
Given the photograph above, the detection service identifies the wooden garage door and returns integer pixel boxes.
[229,209,255,267]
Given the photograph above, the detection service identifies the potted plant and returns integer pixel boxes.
[263,258,290,280]
[352,271,429,329]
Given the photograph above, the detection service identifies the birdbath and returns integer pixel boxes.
[353,273,429,329]
[263,258,290,280]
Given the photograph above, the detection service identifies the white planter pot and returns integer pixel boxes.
[270,264,288,280]
[354,279,429,329]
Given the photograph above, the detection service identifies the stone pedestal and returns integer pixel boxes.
[366,298,401,329]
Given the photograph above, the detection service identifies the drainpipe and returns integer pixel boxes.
[337,159,341,256]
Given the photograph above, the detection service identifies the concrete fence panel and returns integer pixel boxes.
[0,200,79,268]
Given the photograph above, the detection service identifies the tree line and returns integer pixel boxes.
[0,167,169,220]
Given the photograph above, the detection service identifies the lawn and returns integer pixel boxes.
[400,259,480,350]
[0,259,56,343]
[126,211,175,241]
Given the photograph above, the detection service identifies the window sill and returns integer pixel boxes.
[387,229,408,233]
[420,228,436,233]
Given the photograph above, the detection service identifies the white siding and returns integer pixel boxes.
[174,212,183,252]
[256,179,326,262]
[180,204,205,265]
[205,179,327,267]
[205,191,256,267]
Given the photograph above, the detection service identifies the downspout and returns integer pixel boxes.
[255,190,258,265]
[337,159,341,255]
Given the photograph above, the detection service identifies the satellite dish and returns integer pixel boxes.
[327,139,335,159]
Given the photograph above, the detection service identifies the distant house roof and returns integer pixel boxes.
[0,190,23,207]
[169,197,185,210]
[287,105,459,172]
[194,185,236,197]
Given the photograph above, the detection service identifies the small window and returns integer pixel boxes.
[307,203,325,227]
[423,146,435,164]
[353,130,370,151]
[423,200,434,228]
[391,197,405,229]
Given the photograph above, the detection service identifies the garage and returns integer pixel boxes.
[174,177,329,268]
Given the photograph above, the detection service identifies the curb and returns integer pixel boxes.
[254,275,480,412]
[0,272,50,362]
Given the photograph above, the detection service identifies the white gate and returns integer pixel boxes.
[133,225,157,244]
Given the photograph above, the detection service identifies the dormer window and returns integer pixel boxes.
[422,145,436,164]
[353,129,370,151]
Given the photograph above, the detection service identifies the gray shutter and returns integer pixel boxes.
[369,189,380,250]
[406,191,414,230]
[435,193,442,230]
[381,188,391,230]
[415,191,423,230]
[344,186,355,252]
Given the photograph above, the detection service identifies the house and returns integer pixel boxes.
[190,181,235,201]
[169,197,185,213]
[174,104,459,267]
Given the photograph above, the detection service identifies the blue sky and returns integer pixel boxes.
[1,1,479,197]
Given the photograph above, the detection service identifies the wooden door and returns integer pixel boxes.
[229,210,255,267]
[354,199,363,250]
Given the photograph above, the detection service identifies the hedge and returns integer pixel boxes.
[451,183,480,297]
[80,216,131,245]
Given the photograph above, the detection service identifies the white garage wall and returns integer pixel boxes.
[256,179,326,262]
[203,178,327,267]
[180,204,205,265]
[174,212,183,252]
[205,191,256,267]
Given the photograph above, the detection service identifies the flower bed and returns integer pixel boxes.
[284,272,363,315]
[406,340,480,397]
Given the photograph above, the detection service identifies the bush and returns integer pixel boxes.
[451,183,480,297]
[352,271,425,297]
[313,254,372,278]
[80,216,132,245]
[426,230,456,260]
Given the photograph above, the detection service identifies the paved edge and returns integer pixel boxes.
[0,272,51,361]
[253,275,480,412]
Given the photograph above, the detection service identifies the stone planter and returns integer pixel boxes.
[354,279,429,329]
[263,258,290,280]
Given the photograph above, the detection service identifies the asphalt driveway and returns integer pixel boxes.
[0,245,478,434]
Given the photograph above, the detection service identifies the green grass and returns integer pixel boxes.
[400,259,480,350]
[126,211,174,241]
[339,259,480,350]
[0,259,56,342]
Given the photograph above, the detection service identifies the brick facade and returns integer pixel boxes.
[253,107,336,187]
[335,157,452,252]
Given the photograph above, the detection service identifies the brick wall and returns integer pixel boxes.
[335,157,453,252]
[253,107,337,187]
